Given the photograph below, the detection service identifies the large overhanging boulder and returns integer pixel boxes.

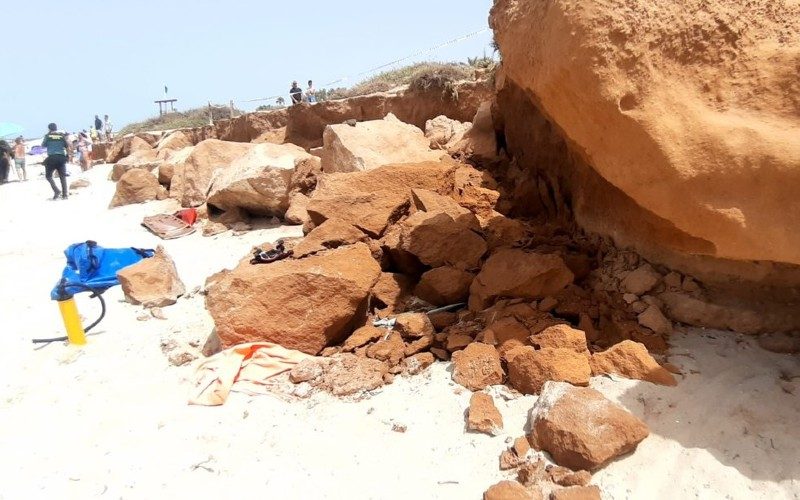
[490,0,800,275]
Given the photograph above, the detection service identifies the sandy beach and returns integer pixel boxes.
[0,164,798,499]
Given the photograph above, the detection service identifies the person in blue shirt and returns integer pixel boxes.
[41,123,71,200]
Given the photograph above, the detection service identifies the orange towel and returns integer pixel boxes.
[189,342,310,406]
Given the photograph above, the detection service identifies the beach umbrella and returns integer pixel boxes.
[0,122,24,138]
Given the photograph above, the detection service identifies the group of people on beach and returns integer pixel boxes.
[0,112,113,200]
[289,80,317,105]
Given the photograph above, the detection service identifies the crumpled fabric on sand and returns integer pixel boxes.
[189,342,310,406]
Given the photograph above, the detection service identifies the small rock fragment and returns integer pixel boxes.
[549,485,601,500]
[484,480,541,500]
[538,296,558,311]
[394,312,435,338]
[529,324,589,355]
[446,333,474,352]
[590,340,676,386]
[403,352,435,375]
[342,326,385,352]
[508,347,591,395]
[621,264,661,295]
[451,343,505,391]
[467,392,504,435]
[289,358,325,383]
[548,467,592,487]
[637,305,673,335]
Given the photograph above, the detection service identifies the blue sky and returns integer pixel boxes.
[3,0,494,136]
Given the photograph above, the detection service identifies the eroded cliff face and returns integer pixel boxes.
[489,0,800,298]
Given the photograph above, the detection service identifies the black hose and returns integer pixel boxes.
[32,284,107,344]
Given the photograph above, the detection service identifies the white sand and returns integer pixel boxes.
[0,164,798,499]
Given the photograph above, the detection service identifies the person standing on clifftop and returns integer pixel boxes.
[94,114,103,137]
[104,114,113,141]
[289,81,303,105]
[305,80,317,103]
[42,123,71,200]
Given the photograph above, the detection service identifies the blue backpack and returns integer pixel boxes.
[50,241,154,299]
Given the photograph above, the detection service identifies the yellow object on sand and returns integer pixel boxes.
[189,342,310,406]
[57,297,87,345]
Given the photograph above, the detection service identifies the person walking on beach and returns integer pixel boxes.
[103,114,113,141]
[0,140,12,183]
[290,81,303,105]
[305,80,317,103]
[42,123,71,200]
[13,137,26,181]
[77,132,91,171]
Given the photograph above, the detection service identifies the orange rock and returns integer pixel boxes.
[513,436,531,458]
[110,148,160,181]
[155,130,193,153]
[590,340,677,386]
[480,213,528,250]
[285,192,311,225]
[446,334,474,352]
[370,272,414,313]
[169,139,254,207]
[548,467,592,487]
[321,114,442,173]
[404,335,433,356]
[507,347,591,395]
[365,331,406,366]
[550,486,601,500]
[578,313,599,342]
[499,449,524,470]
[414,266,474,306]
[516,459,549,486]
[637,305,673,335]
[206,243,380,354]
[206,142,315,216]
[621,265,662,296]
[321,353,388,396]
[109,168,167,207]
[530,382,649,470]
[429,311,458,330]
[306,189,409,238]
[410,188,480,230]
[403,352,435,375]
[484,480,541,500]
[452,343,505,391]
[469,249,574,311]
[529,324,589,355]
[482,317,532,359]
[467,392,504,435]
[341,325,384,352]
[292,218,366,258]
[289,358,326,383]
[117,246,185,307]
[401,211,487,270]
[492,0,800,277]
[394,312,435,339]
